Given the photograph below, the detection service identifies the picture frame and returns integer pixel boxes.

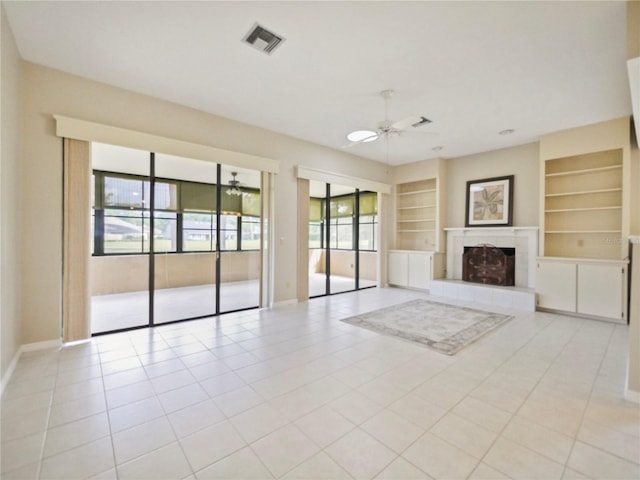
[465,175,514,227]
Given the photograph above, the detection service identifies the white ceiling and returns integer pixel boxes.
[4,1,632,165]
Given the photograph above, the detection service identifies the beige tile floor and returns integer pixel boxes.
[2,287,639,479]
[92,274,376,334]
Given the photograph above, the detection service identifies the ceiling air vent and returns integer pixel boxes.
[243,23,285,55]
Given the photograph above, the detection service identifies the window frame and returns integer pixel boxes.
[92,170,261,256]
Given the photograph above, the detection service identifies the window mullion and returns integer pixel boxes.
[176,212,184,253]
[94,172,105,255]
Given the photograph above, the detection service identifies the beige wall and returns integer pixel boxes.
[628,0,640,60]
[391,157,442,184]
[92,251,261,295]
[1,7,23,382]
[18,61,389,344]
[310,249,377,282]
[445,143,540,228]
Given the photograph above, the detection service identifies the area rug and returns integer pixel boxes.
[340,299,513,355]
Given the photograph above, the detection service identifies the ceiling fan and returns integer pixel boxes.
[344,89,435,147]
[226,171,244,196]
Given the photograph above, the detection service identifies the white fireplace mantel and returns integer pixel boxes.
[444,226,539,288]
[444,226,539,234]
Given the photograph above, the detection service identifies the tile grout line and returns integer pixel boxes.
[34,349,59,480]
[559,323,636,477]
[97,345,120,480]
[426,312,578,479]
[477,318,614,479]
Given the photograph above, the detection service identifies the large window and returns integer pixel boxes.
[183,212,216,251]
[358,192,378,251]
[97,174,150,254]
[309,197,324,248]
[329,195,354,250]
[308,191,377,251]
[93,171,260,255]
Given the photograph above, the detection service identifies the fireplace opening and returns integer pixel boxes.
[463,244,515,286]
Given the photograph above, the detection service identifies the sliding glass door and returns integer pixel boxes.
[90,143,261,334]
[153,153,219,324]
[329,185,357,294]
[218,166,261,312]
[91,144,151,333]
[308,180,378,298]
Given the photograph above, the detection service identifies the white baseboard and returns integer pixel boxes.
[21,339,61,353]
[0,348,22,398]
[273,298,298,307]
[624,388,640,404]
[0,338,61,398]
[62,338,92,348]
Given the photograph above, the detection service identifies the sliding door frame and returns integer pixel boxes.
[310,183,373,299]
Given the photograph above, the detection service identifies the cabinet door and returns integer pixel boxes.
[577,264,624,320]
[536,261,576,312]
[408,253,431,290]
[388,252,408,287]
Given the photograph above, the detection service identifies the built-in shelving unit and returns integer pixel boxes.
[396,178,437,251]
[542,149,624,260]
[390,160,446,290]
[536,117,632,323]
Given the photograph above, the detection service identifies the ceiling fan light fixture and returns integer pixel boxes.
[347,130,378,143]
[226,187,243,196]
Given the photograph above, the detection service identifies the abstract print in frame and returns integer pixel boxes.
[465,175,513,227]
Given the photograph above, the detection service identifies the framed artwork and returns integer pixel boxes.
[465,175,514,227]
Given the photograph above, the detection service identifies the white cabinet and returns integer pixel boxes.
[408,253,431,290]
[577,263,626,320]
[536,258,627,323]
[388,250,444,290]
[536,261,576,312]
[388,251,410,287]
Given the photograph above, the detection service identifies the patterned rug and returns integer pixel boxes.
[340,299,514,355]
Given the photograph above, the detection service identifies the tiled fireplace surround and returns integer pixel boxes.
[430,227,538,311]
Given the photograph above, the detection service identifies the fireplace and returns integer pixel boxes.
[463,244,515,286]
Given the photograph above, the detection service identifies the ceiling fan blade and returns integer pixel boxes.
[390,115,424,131]
[391,115,431,130]
[398,129,439,136]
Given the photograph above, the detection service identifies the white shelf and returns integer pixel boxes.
[395,177,441,252]
[545,206,622,213]
[443,226,538,232]
[397,188,436,196]
[545,230,622,234]
[545,187,622,198]
[545,164,622,178]
[398,219,436,223]
[397,204,436,210]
